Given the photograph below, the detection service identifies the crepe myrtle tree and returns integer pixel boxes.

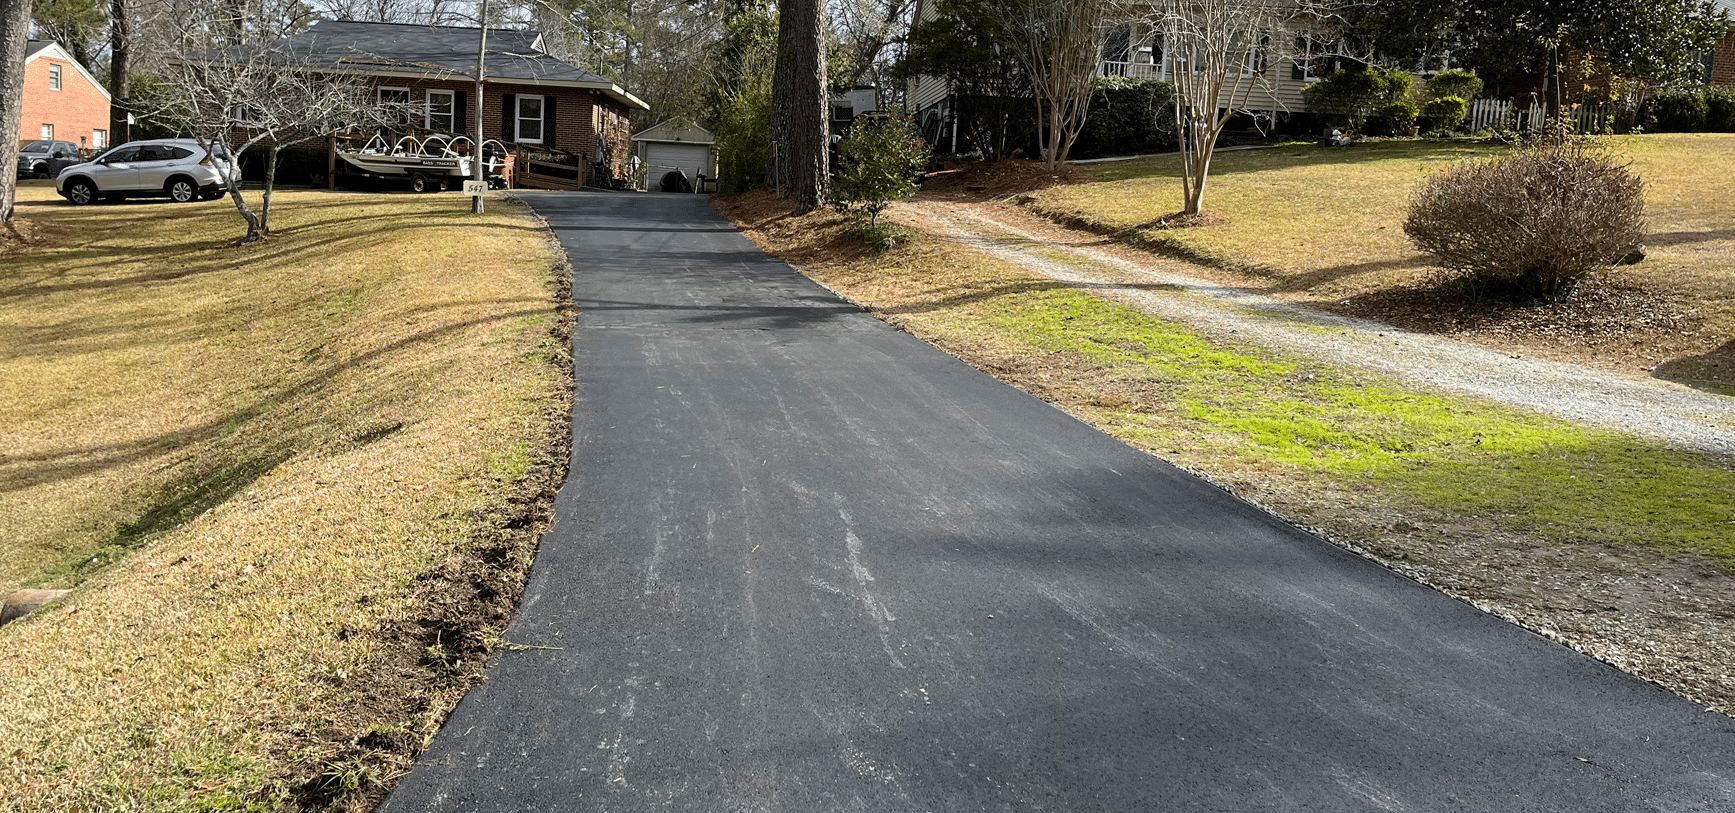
[155,46,399,242]
[977,0,1120,169]
[1145,0,1345,216]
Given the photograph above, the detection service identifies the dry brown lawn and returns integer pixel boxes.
[1027,134,1735,392]
[0,183,571,811]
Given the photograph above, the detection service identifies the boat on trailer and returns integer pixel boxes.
[335,133,511,192]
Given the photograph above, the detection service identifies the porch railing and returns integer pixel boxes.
[1099,60,1166,82]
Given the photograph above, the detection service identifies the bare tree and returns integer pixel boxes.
[979,0,1116,169]
[33,0,107,67]
[533,0,721,123]
[829,0,914,88]
[157,42,392,241]
[0,0,29,224]
[305,0,470,25]
[1146,0,1337,215]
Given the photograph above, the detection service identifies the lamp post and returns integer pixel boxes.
[472,0,489,215]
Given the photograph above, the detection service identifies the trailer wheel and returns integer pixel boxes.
[409,173,434,193]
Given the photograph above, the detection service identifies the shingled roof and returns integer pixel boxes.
[193,20,647,110]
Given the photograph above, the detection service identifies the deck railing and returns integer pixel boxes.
[1099,60,1166,81]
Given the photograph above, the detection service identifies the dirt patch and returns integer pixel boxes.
[0,217,44,253]
[1133,211,1230,230]
[920,158,1093,201]
[1323,275,1723,385]
[714,189,876,268]
[272,245,578,813]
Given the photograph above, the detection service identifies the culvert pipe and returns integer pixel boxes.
[1,590,70,626]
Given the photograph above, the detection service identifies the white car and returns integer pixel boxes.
[56,138,232,205]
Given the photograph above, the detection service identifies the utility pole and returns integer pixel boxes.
[472,0,489,215]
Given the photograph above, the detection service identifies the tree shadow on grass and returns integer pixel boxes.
[878,278,1192,317]
[1260,256,1435,295]
[8,299,556,589]
[1652,340,1735,396]
[1084,141,1495,182]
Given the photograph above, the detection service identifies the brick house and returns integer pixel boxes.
[1709,0,1735,88]
[19,41,113,152]
[204,20,647,188]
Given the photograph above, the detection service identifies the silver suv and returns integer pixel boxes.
[56,138,231,205]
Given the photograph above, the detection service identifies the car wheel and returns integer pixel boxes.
[65,179,97,206]
[32,164,48,180]
[409,173,431,193]
[167,178,198,203]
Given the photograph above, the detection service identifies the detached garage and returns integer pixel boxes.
[632,120,716,191]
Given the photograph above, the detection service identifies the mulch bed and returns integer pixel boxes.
[1322,274,1728,384]
[920,158,1092,201]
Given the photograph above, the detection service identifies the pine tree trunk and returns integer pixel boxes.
[108,0,129,145]
[770,2,797,197]
[0,0,31,224]
[772,0,826,211]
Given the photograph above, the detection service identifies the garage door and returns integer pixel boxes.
[644,143,710,190]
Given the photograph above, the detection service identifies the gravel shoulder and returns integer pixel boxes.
[901,200,1735,455]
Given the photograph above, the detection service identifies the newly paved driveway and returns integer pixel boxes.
[380,192,1734,812]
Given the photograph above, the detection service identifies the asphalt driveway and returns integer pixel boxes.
[379,190,1735,812]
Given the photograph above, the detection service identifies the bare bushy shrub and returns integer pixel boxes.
[1404,141,1645,301]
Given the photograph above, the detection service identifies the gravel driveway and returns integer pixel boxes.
[903,201,1735,455]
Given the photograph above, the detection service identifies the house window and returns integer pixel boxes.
[516,95,545,143]
[1291,35,1335,82]
[92,129,106,148]
[48,64,61,90]
[378,87,411,124]
[1237,32,1270,78]
[40,124,52,139]
[426,89,455,132]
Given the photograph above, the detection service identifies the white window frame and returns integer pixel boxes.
[515,95,546,144]
[92,129,106,148]
[378,86,411,124]
[48,64,61,91]
[1292,34,1333,83]
[40,124,52,139]
[425,89,455,132]
[1235,32,1271,78]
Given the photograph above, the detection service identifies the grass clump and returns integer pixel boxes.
[959,281,1734,559]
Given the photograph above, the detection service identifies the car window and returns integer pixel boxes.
[21,140,48,153]
[136,146,172,161]
[103,147,140,162]
[167,147,194,160]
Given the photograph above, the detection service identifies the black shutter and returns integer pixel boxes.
[502,93,516,142]
[544,96,557,149]
[455,91,469,135]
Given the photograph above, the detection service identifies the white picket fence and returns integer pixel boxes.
[1466,98,1612,133]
